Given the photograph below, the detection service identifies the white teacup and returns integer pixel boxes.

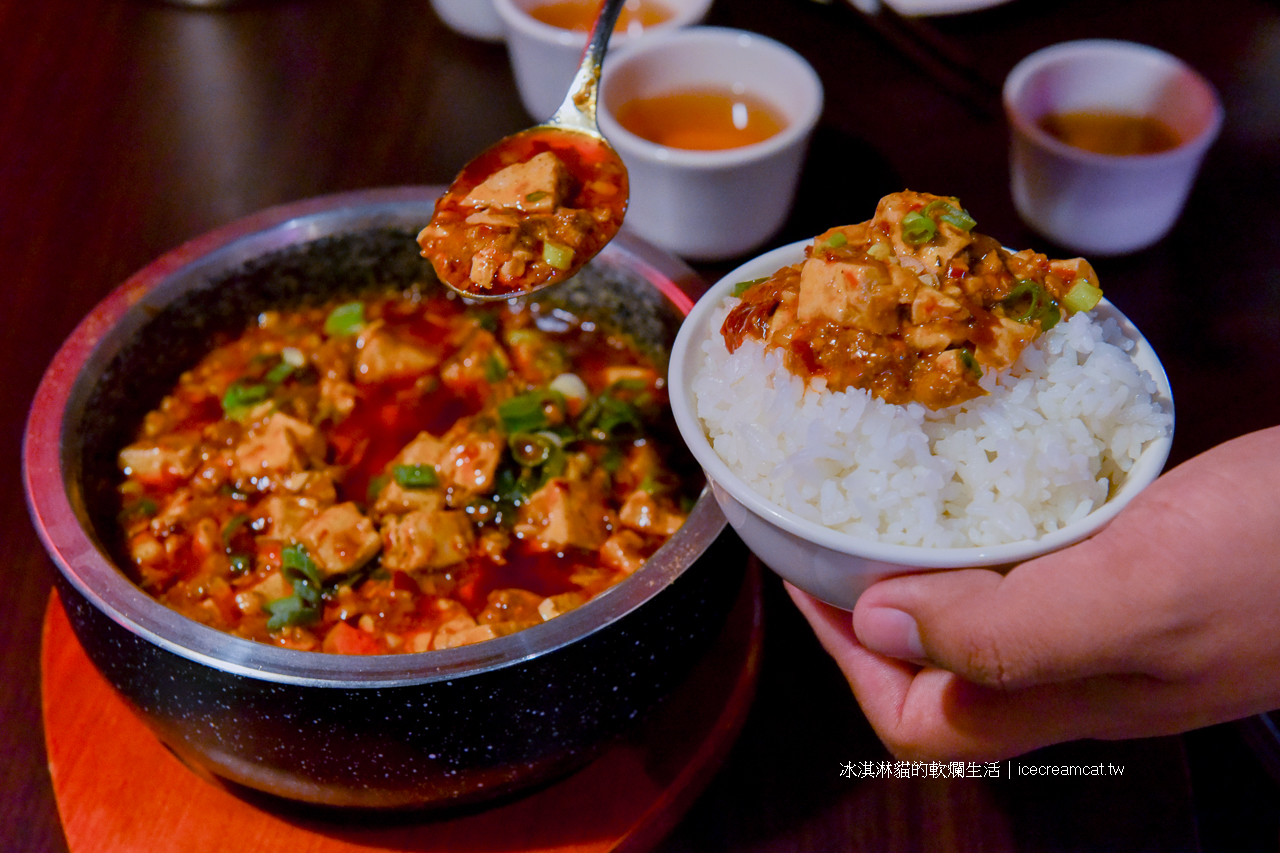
[1003,39,1223,256]
[493,0,713,121]
[429,0,505,42]
[597,27,823,261]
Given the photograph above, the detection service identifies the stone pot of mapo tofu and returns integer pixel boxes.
[115,286,698,654]
[27,193,743,809]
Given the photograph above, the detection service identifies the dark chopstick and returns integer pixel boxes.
[808,0,1004,120]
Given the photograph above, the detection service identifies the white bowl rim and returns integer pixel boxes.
[669,238,1176,570]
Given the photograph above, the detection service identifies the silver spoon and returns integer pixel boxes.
[419,0,631,300]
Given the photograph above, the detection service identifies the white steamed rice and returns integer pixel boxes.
[691,297,1172,548]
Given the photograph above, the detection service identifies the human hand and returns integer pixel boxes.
[787,425,1280,762]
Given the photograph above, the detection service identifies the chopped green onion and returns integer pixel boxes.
[268,544,325,631]
[1040,302,1061,331]
[732,277,767,297]
[818,232,848,250]
[866,242,892,260]
[1001,280,1046,323]
[941,209,977,231]
[221,380,271,415]
[281,543,323,592]
[324,301,365,337]
[525,190,549,203]
[264,360,296,385]
[1000,279,1063,330]
[499,394,548,433]
[922,199,977,231]
[901,211,938,245]
[542,240,574,271]
[494,467,529,505]
[221,513,249,545]
[498,389,565,434]
[484,354,508,383]
[264,594,318,631]
[542,448,567,477]
[957,348,983,380]
[508,431,560,467]
[607,377,650,395]
[1062,279,1104,313]
[580,395,642,441]
[393,464,440,489]
[222,353,303,419]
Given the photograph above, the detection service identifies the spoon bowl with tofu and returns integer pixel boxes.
[418,0,630,299]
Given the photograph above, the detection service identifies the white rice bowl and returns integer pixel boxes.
[669,240,1174,607]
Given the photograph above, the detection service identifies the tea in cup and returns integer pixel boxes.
[1003,39,1223,256]
[598,27,823,261]
[492,0,712,120]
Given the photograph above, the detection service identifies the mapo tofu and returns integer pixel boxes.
[115,287,693,654]
[721,190,1104,409]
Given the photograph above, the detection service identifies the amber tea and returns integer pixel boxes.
[529,0,672,31]
[1038,111,1181,156]
[614,88,787,151]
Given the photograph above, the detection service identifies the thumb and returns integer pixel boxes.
[850,532,1164,690]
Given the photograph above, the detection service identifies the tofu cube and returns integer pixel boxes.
[461,151,568,213]
[119,433,200,484]
[233,413,325,479]
[516,478,608,551]
[797,257,904,335]
[354,324,439,384]
[296,502,381,577]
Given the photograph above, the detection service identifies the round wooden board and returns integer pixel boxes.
[42,562,761,853]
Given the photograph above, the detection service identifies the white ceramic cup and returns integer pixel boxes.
[429,0,505,43]
[597,27,823,261]
[1003,39,1223,257]
[492,0,713,121]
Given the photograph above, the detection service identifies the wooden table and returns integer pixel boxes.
[4,0,1280,850]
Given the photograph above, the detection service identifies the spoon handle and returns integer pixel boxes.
[551,0,630,132]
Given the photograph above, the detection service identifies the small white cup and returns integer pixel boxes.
[597,27,823,261]
[1003,39,1223,257]
[430,0,505,43]
[493,0,713,121]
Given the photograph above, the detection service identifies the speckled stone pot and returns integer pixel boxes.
[26,187,742,809]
